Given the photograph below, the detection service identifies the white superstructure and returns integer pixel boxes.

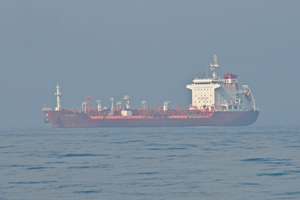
[186,55,257,112]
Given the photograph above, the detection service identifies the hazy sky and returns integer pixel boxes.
[0,0,299,128]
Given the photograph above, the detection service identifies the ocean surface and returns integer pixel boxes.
[0,126,299,200]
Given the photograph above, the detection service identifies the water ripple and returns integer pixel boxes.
[1,126,300,199]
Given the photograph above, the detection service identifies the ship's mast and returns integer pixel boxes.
[86,95,92,113]
[55,83,61,111]
[210,55,220,79]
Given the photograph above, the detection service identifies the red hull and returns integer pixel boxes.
[43,110,259,128]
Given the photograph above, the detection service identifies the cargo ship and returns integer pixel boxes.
[43,55,259,128]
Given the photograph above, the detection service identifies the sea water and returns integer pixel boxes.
[0,126,299,200]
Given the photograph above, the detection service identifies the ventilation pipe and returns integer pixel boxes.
[96,100,102,111]
[141,101,147,109]
[82,101,87,113]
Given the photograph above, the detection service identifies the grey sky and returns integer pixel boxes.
[0,0,299,127]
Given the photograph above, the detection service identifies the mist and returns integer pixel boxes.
[0,0,299,128]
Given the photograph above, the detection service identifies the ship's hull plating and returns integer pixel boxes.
[43,111,259,128]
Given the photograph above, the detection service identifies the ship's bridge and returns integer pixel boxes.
[192,78,224,85]
[187,78,223,111]
[185,55,258,112]
[186,54,245,112]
